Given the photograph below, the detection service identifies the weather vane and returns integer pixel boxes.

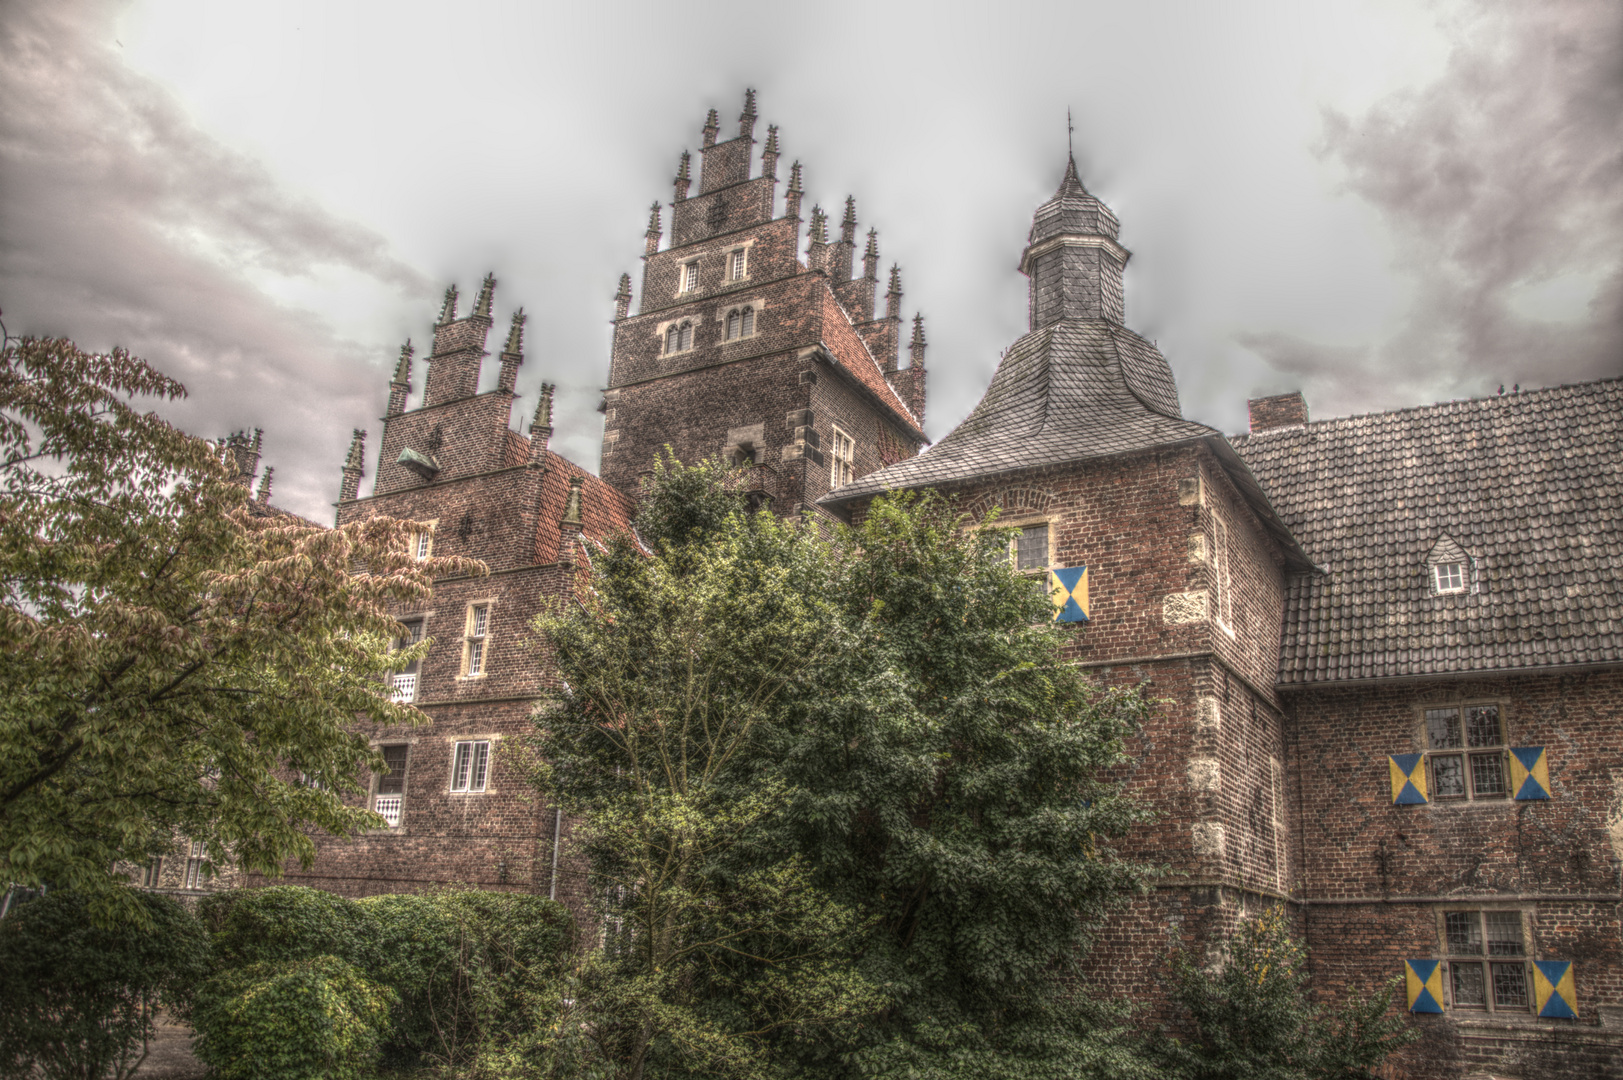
[1067,108,1074,158]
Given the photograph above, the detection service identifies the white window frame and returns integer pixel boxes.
[392,618,424,702]
[374,743,410,827]
[1440,908,1532,1013]
[729,248,747,281]
[679,261,699,294]
[830,425,855,488]
[141,857,165,888]
[1433,561,1467,594]
[451,739,492,793]
[412,522,436,561]
[183,841,208,889]
[463,602,492,677]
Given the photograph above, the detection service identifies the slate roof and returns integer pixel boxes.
[819,319,1214,504]
[1028,156,1120,247]
[1234,379,1623,685]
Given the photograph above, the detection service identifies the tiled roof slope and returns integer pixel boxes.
[820,319,1214,503]
[817,287,924,437]
[1233,379,1623,685]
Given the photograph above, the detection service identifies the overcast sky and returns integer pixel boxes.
[2,0,1618,522]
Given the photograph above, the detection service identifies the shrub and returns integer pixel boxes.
[191,955,395,1080]
[1153,907,1417,1080]
[358,890,574,1068]
[0,889,210,1080]
[206,885,370,969]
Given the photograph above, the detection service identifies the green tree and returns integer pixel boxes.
[1153,907,1417,1080]
[531,457,882,1080]
[0,336,481,920]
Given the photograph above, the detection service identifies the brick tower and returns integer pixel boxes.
[599,91,928,517]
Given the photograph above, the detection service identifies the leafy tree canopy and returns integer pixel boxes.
[0,336,482,921]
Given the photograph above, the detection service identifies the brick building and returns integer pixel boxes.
[291,93,1622,1077]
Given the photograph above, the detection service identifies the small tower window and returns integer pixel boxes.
[665,321,693,355]
[730,249,747,280]
[724,306,756,342]
[681,262,699,293]
[830,426,855,488]
[463,603,490,677]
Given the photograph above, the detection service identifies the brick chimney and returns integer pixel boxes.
[1248,391,1308,432]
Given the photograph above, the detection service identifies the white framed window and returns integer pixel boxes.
[412,527,434,560]
[392,619,424,702]
[451,740,491,793]
[1425,704,1508,801]
[141,858,165,888]
[183,841,208,889]
[463,603,491,676]
[664,321,694,355]
[1434,562,1466,594]
[680,262,699,293]
[374,744,409,826]
[729,249,747,280]
[1442,909,1530,1012]
[830,426,855,488]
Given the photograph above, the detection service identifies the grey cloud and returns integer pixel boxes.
[0,0,433,520]
[1241,0,1623,418]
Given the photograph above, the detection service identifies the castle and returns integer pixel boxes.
[280,93,1623,1079]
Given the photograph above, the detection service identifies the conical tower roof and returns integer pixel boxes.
[1027,155,1120,247]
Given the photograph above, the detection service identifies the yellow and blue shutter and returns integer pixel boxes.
[1050,566,1089,623]
[1510,746,1551,800]
[1534,961,1577,1019]
[1405,959,1444,1013]
[1389,753,1428,805]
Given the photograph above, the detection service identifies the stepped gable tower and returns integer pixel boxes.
[599,91,928,518]
[291,281,634,902]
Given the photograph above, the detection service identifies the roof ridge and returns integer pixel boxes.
[1241,375,1623,438]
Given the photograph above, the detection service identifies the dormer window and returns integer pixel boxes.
[724,306,756,341]
[664,321,693,355]
[1426,536,1476,595]
[681,262,699,293]
[729,249,747,280]
[1434,562,1466,594]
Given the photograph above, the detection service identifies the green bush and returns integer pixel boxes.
[205,885,371,969]
[0,889,210,1080]
[191,955,395,1080]
[358,889,574,1068]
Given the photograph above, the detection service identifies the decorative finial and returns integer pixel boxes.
[764,124,779,154]
[911,312,927,348]
[561,474,584,527]
[533,382,554,431]
[810,204,827,244]
[842,195,857,230]
[614,273,633,320]
[1067,107,1075,161]
[702,108,719,147]
[345,428,366,470]
[788,159,803,193]
[647,201,662,234]
[740,88,757,136]
[674,150,692,202]
[438,285,458,324]
[504,308,526,354]
[865,228,879,259]
[393,340,414,383]
[888,264,902,295]
[473,273,496,318]
[256,466,274,505]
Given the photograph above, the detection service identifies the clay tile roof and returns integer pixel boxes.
[1233,378,1623,685]
[821,319,1212,503]
[817,289,923,436]
[533,452,639,562]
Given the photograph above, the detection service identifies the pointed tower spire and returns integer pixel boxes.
[1020,156,1127,329]
[908,313,928,424]
[701,108,719,148]
[387,339,414,416]
[645,201,663,256]
[473,273,497,319]
[863,228,880,282]
[841,196,858,243]
[674,150,692,202]
[785,159,804,221]
[833,196,858,283]
[614,273,633,320]
[761,124,780,178]
[886,264,903,320]
[807,204,829,273]
[529,381,554,461]
[739,88,757,138]
[339,428,366,504]
[498,307,526,393]
[437,285,459,325]
[256,466,274,506]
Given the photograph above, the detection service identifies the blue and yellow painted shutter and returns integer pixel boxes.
[1389,753,1428,805]
[1405,959,1444,1013]
[1534,961,1577,1019]
[1049,566,1089,623]
[1510,747,1551,800]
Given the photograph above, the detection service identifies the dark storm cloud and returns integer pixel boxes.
[0,0,432,520]
[1240,0,1623,418]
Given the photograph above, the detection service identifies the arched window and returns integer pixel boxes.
[666,321,693,354]
[726,310,741,341]
[740,306,755,337]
